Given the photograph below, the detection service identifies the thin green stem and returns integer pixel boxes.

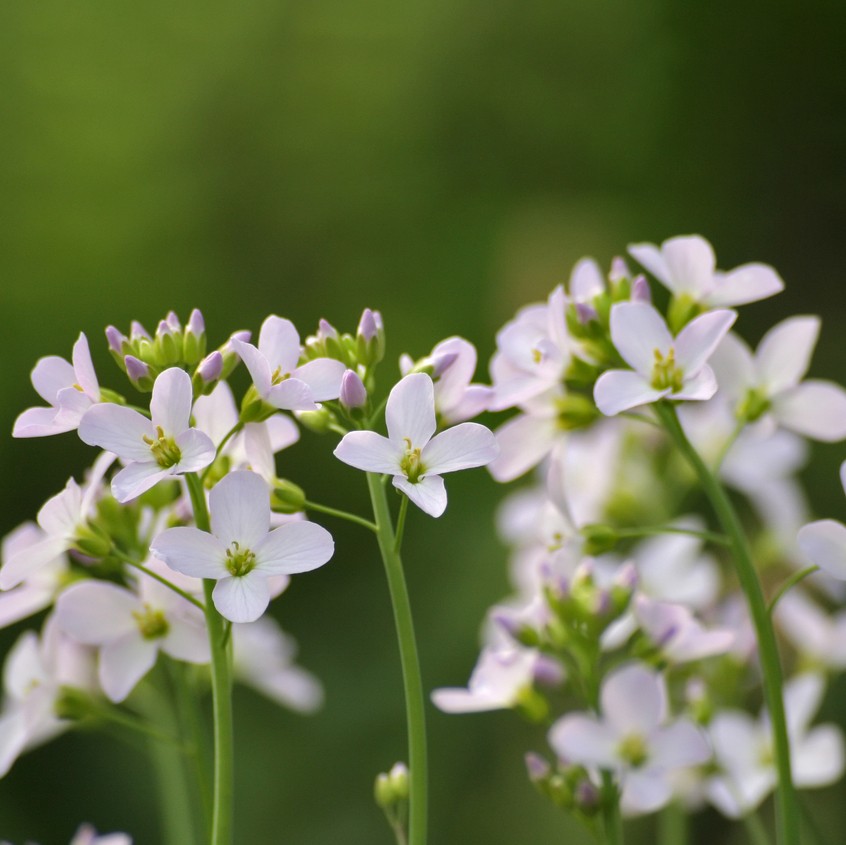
[304,500,378,533]
[202,422,244,481]
[394,496,409,553]
[768,566,821,616]
[712,418,746,473]
[655,402,799,845]
[600,772,623,845]
[114,551,206,612]
[93,702,187,750]
[612,525,731,547]
[742,811,772,845]
[366,474,428,845]
[186,472,234,845]
[657,802,687,845]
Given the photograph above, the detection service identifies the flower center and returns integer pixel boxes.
[617,733,649,767]
[400,438,424,483]
[225,541,257,577]
[738,387,771,423]
[133,605,170,640]
[143,425,182,468]
[650,348,684,392]
[270,366,290,386]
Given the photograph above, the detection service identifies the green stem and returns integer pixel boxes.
[612,526,731,547]
[394,496,409,553]
[742,811,772,845]
[114,551,206,612]
[657,802,687,845]
[768,566,821,616]
[303,500,378,533]
[366,474,428,845]
[600,772,623,845]
[186,473,234,845]
[202,422,244,481]
[655,402,799,845]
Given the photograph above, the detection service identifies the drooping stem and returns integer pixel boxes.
[366,473,428,845]
[768,566,821,616]
[611,525,731,547]
[186,473,234,845]
[303,499,378,533]
[655,402,799,845]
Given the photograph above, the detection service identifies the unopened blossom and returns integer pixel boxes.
[431,646,546,713]
[231,315,346,410]
[13,333,101,438]
[55,575,209,703]
[594,302,735,416]
[549,663,710,814]
[79,368,216,502]
[334,373,498,517]
[707,673,844,818]
[797,461,846,580]
[151,471,334,623]
[710,316,846,442]
[629,234,784,309]
[69,825,132,845]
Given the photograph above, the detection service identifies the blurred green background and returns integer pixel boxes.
[2,1,846,842]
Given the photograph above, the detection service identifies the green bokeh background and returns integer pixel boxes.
[2,2,846,842]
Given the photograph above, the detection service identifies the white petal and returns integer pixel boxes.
[672,365,718,402]
[0,536,68,590]
[773,381,846,441]
[173,428,216,473]
[230,338,272,397]
[800,519,846,579]
[71,333,99,399]
[258,316,301,375]
[150,527,228,579]
[111,462,170,503]
[708,332,756,399]
[487,413,558,483]
[55,581,138,645]
[602,664,666,734]
[265,414,300,453]
[334,431,402,474]
[100,633,159,702]
[193,382,239,445]
[78,404,155,461]
[609,303,673,374]
[37,479,83,537]
[431,336,478,410]
[594,370,667,416]
[569,258,606,301]
[430,688,510,714]
[31,355,75,404]
[386,373,436,447]
[0,709,29,778]
[706,262,784,307]
[293,358,346,401]
[162,618,210,665]
[209,471,271,548]
[213,575,271,623]
[254,521,334,575]
[674,309,737,375]
[422,423,498,475]
[649,720,711,768]
[150,368,193,435]
[755,316,820,394]
[12,406,72,438]
[662,235,716,297]
[784,672,825,737]
[793,724,845,786]
[548,714,618,768]
[621,770,672,815]
[628,243,671,287]
[54,386,93,427]
[0,585,55,628]
[267,378,317,411]
[394,475,447,517]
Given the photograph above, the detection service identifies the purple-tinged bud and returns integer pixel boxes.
[125,355,155,392]
[183,309,207,364]
[524,752,551,783]
[613,562,638,592]
[574,780,600,811]
[230,329,251,345]
[357,308,379,341]
[609,256,629,283]
[155,318,181,366]
[165,311,182,332]
[575,302,598,325]
[533,656,565,687]
[340,369,367,409]
[492,609,520,638]
[156,319,174,338]
[105,325,127,354]
[197,351,223,384]
[130,320,151,341]
[187,308,205,336]
[319,318,338,340]
[657,623,680,649]
[431,352,459,379]
[631,274,651,303]
[594,589,612,617]
[356,308,385,366]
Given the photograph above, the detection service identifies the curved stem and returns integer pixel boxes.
[768,566,820,616]
[612,526,730,547]
[655,403,799,845]
[303,500,378,533]
[366,474,428,845]
[202,422,244,481]
[114,551,206,612]
[186,473,234,845]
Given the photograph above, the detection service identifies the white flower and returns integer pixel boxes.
[70,825,132,845]
[13,333,101,438]
[594,302,735,416]
[549,663,710,815]
[79,368,216,502]
[707,673,844,818]
[334,373,498,517]
[628,235,783,309]
[150,471,334,623]
[797,461,846,580]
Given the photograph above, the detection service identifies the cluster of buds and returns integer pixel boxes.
[374,762,409,842]
[524,753,601,821]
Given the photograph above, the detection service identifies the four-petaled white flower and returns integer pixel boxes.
[549,663,710,815]
[629,235,784,309]
[231,315,346,411]
[13,333,101,438]
[79,367,216,503]
[594,302,736,416]
[333,373,499,517]
[150,471,334,623]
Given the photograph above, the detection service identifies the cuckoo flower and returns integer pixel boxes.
[78,368,215,502]
[334,373,499,517]
[549,663,710,814]
[629,235,784,309]
[13,333,101,438]
[594,302,736,416]
[150,471,334,623]
[230,315,346,411]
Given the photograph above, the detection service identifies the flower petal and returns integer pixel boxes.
[334,431,402,474]
[394,475,447,517]
[293,358,346,402]
[672,365,718,402]
[31,355,75,405]
[71,333,99,399]
[258,316,301,375]
[755,316,820,394]
[0,536,69,590]
[622,770,672,815]
[112,462,171,503]
[230,338,272,397]
[162,618,211,665]
[674,309,736,375]
[662,235,715,297]
[150,368,193,435]
[706,262,784,307]
[100,633,158,702]
[772,381,846,442]
[610,303,674,374]
[267,378,317,411]
[78,404,155,461]
[798,519,846,579]
[386,373,436,447]
[173,428,216,473]
[254,521,334,575]
[55,581,138,644]
[602,664,666,734]
[548,714,618,768]
[794,724,845,787]
[213,575,271,623]
[594,370,668,416]
[628,243,670,287]
[649,720,711,768]
[209,470,271,548]
[12,406,71,438]
[422,423,499,475]
[150,527,228,579]
[488,412,558,483]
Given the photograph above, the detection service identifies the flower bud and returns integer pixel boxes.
[581,523,619,556]
[296,407,335,435]
[356,308,385,366]
[554,394,600,431]
[340,369,367,409]
[631,274,652,303]
[155,319,182,366]
[183,308,207,365]
[125,355,155,392]
[72,524,112,560]
[271,480,306,514]
[524,752,551,783]
[105,325,128,356]
[193,351,224,395]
